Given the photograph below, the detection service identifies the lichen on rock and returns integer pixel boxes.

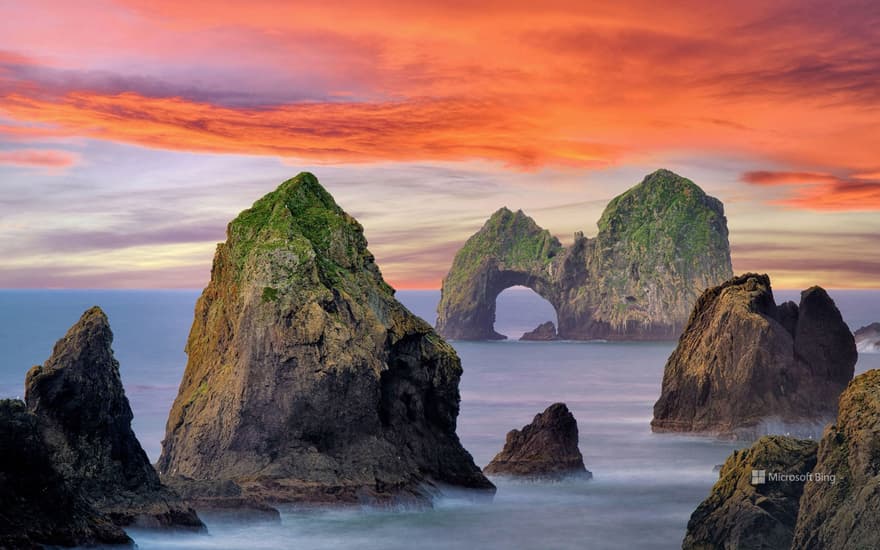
[158,172,493,506]
[436,169,733,341]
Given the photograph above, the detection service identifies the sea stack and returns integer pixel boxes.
[484,403,590,479]
[24,307,202,529]
[0,399,132,548]
[855,322,880,352]
[520,321,559,341]
[651,274,856,439]
[436,169,733,341]
[157,173,493,506]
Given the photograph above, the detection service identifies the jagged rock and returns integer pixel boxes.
[157,173,493,506]
[25,307,203,529]
[0,399,132,548]
[682,436,817,550]
[436,169,733,341]
[651,274,856,439]
[520,321,559,341]
[792,369,880,549]
[854,322,880,352]
[483,403,590,479]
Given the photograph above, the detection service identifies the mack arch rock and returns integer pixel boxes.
[435,169,734,341]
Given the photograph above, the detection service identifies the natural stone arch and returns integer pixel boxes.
[436,170,734,341]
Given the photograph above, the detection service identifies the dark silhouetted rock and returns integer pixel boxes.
[520,321,559,341]
[682,436,816,550]
[157,173,494,507]
[436,169,733,341]
[25,307,203,529]
[652,274,856,439]
[484,403,590,479]
[792,369,880,549]
[0,399,132,548]
[855,322,880,353]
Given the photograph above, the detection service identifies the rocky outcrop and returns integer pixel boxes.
[25,307,203,529]
[520,321,559,341]
[792,369,880,549]
[683,370,880,549]
[855,322,880,352]
[483,403,590,479]
[157,173,493,506]
[682,436,817,550]
[0,399,132,548]
[651,274,856,439]
[436,169,733,341]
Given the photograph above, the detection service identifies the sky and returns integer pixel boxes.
[0,0,878,290]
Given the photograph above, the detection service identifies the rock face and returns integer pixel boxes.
[483,403,590,479]
[855,322,880,352]
[0,399,132,548]
[520,321,559,341]
[792,369,880,549]
[682,436,817,550]
[436,169,733,341]
[684,370,880,550]
[157,173,493,505]
[652,274,856,438]
[25,307,202,529]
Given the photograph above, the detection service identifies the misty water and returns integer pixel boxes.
[1,288,878,549]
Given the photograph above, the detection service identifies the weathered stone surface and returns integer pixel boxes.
[436,169,733,341]
[520,321,559,341]
[652,274,856,439]
[682,436,817,550]
[484,403,590,479]
[25,307,203,529]
[0,399,132,548]
[792,369,880,549]
[157,173,493,506]
[855,322,880,352]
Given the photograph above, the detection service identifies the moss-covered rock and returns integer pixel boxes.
[157,173,493,507]
[436,169,733,340]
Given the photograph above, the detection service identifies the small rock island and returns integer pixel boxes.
[652,273,856,439]
[484,403,591,479]
[157,173,493,507]
[855,322,880,352]
[436,169,733,341]
[520,321,559,341]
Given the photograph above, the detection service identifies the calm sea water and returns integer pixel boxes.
[1,288,878,549]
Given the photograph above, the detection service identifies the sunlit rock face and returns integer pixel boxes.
[158,173,493,507]
[652,273,856,439]
[436,169,733,341]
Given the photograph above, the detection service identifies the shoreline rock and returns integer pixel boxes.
[520,321,559,341]
[484,403,591,479]
[854,322,880,353]
[24,307,203,530]
[157,173,494,507]
[436,169,733,341]
[652,273,856,439]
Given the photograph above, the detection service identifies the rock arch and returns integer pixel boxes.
[435,169,734,341]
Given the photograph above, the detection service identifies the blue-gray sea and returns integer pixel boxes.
[1,288,878,549]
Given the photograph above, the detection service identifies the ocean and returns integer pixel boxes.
[1,288,878,549]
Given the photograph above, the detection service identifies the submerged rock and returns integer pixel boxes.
[436,169,733,341]
[792,369,880,549]
[682,436,817,550]
[157,173,493,506]
[520,321,559,341]
[0,399,132,548]
[25,307,202,529]
[651,274,856,439]
[484,403,590,479]
[854,322,880,352]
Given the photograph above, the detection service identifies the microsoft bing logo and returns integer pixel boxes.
[751,470,766,485]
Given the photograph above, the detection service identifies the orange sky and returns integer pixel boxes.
[0,0,878,289]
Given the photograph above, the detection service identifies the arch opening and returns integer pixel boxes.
[494,285,559,340]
